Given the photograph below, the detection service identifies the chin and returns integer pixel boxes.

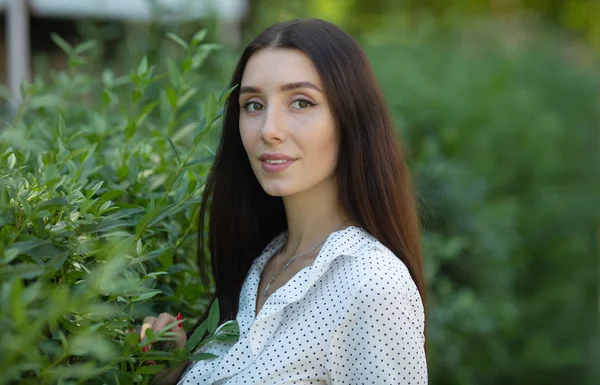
[260,182,297,197]
[262,187,291,197]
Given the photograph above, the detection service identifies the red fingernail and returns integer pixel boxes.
[176,313,183,328]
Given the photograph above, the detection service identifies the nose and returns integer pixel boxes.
[260,104,287,143]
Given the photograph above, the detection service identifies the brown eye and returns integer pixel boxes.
[291,99,314,109]
[243,102,264,112]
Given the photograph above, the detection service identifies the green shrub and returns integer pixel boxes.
[0,30,238,384]
[366,20,600,385]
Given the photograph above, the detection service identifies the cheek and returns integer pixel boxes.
[302,116,338,167]
[317,115,338,159]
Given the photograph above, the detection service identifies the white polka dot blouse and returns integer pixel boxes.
[178,225,427,384]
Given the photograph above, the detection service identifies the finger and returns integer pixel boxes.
[153,312,177,333]
[140,316,157,341]
[154,313,186,351]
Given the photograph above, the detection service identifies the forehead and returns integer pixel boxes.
[241,48,323,88]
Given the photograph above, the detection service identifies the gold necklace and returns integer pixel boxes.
[263,220,349,297]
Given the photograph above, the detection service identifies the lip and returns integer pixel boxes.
[258,153,297,173]
[259,153,296,161]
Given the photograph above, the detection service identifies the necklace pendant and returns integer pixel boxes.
[263,282,272,297]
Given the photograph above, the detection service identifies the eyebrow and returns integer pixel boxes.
[239,81,323,95]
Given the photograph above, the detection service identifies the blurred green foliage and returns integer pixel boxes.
[0,31,240,384]
[368,23,599,385]
[1,1,598,384]
[248,0,600,53]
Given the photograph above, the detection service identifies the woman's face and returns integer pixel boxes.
[239,48,338,197]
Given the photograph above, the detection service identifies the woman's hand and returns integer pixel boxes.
[128,312,189,385]
[140,312,187,351]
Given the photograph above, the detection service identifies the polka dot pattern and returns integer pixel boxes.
[178,226,427,384]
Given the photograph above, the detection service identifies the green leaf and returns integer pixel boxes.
[187,177,197,194]
[117,164,129,180]
[102,88,115,105]
[125,331,139,349]
[218,84,238,105]
[136,364,165,375]
[158,249,173,269]
[49,251,69,272]
[136,101,159,127]
[191,51,210,69]
[145,328,155,341]
[166,33,189,50]
[10,278,25,326]
[136,239,143,255]
[57,114,66,138]
[166,59,183,88]
[35,197,69,212]
[125,120,137,140]
[207,298,219,335]
[131,290,162,302]
[6,153,16,169]
[61,147,88,164]
[163,171,177,192]
[216,319,239,335]
[204,92,217,120]
[70,334,116,362]
[172,122,199,143]
[215,333,240,343]
[135,204,180,237]
[177,88,197,109]
[191,29,208,46]
[0,264,47,280]
[73,40,98,55]
[99,189,125,202]
[132,88,143,104]
[129,248,173,266]
[4,240,49,263]
[0,213,12,227]
[193,118,211,147]
[185,318,208,354]
[166,87,177,110]
[88,181,104,197]
[182,156,214,169]
[165,134,181,166]
[137,56,149,77]
[50,33,73,55]
[189,352,218,361]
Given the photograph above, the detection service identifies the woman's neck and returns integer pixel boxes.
[279,180,356,258]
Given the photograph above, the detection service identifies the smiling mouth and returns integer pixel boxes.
[259,159,296,173]
[263,160,290,164]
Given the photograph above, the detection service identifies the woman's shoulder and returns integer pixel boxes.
[341,231,412,279]
[338,233,420,302]
[345,239,424,322]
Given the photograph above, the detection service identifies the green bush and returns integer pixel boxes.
[366,20,600,385]
[0,31,239,384]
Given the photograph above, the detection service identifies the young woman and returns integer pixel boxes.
[140,18,427,384]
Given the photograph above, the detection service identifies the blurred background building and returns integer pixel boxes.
[0,0,248,105]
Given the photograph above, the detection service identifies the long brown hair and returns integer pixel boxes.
[191,18,425,342]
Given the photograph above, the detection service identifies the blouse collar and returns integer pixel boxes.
[237,225,377,339]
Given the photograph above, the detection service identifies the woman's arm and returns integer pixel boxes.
[151,361,189,385]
